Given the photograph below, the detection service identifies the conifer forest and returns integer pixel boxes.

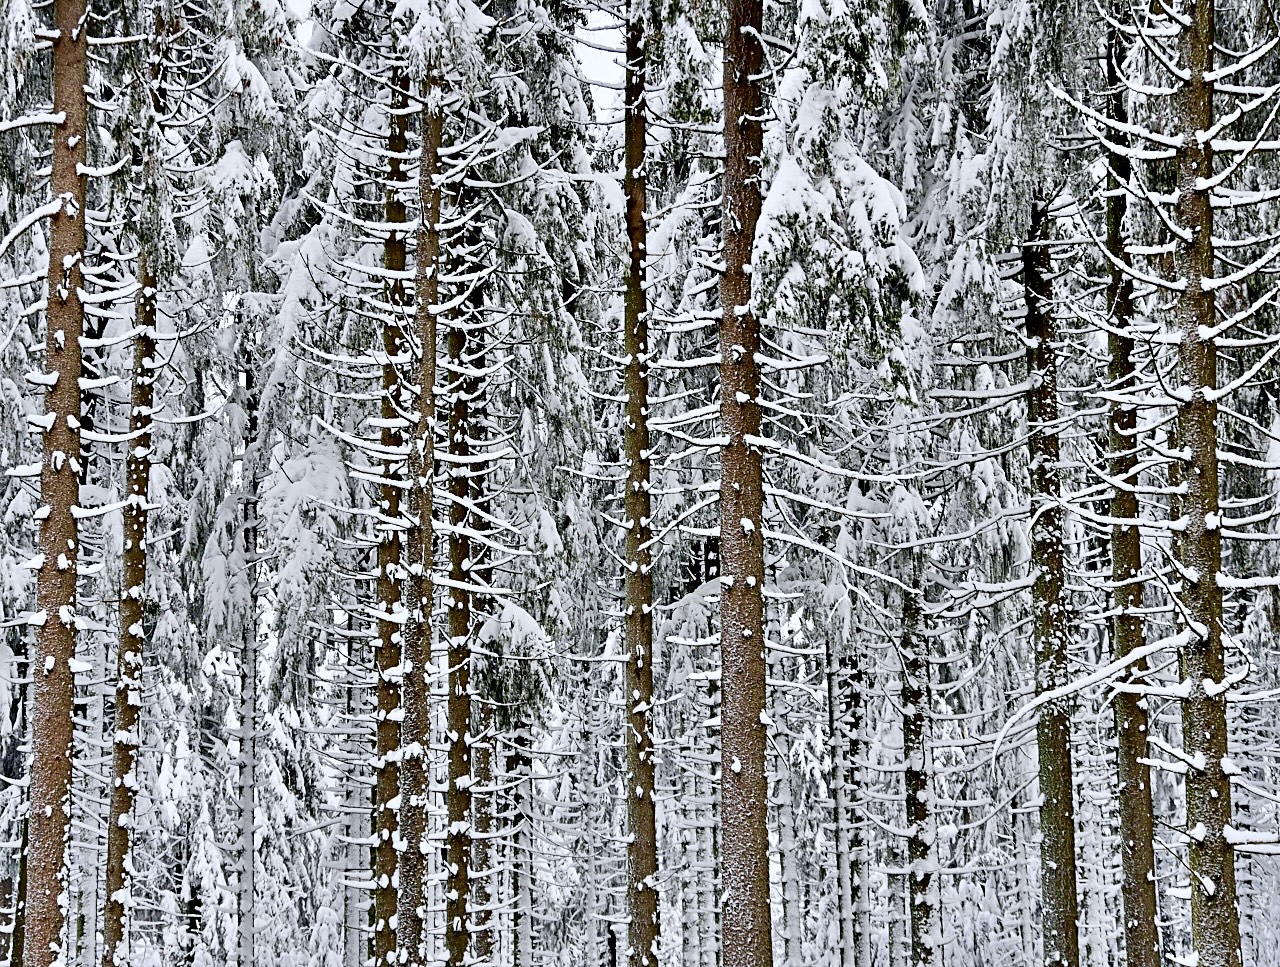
[7,0,1280,965]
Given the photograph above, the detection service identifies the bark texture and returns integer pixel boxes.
[1104,20,1161,967]
[472,694,494,965]
[101,253,157,967]
[623,9,660,967]
[26,0,89,964]
[901,580,934,967]
[1172,5,1241,964]
[444,289,473,967]
[719,0,773,963]
[373,69,410,967]
[1023,209,1080,967]
[397,77,441,967]
[236,361,260,967]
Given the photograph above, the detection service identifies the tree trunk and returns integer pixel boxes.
[470,347,494,967]
[826,640,855,967]
[622,9,661,967]
[26,0,89,963]
[397,75,441,967]
[235,357,260,967]
[444,282,473,967]
[101,253,157,967]
[849,651,871,967]
[901,577,935,967]
[510,730,533,967]
[719,0,773,961]
[1023,206,1080,967]
[1103,20,1161,967]
[1171,5,1240,965]
[472,697,493,966]
[373,67,410,967]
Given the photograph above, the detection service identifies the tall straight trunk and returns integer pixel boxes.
[444,291,473,966]
[470,351,494,967]
[373,67,410,967]
[719,0,773,962]
[101,255,157,967]
[510,730,533,967]
[397,77,441,967]
[472,696,494,966]
[26,0,89,964]
[236,363,260,967]
[1023,206,1080,967]
[850,652,871,967]
[1103,20,1161,967]
[1171,5,1240,965]
[622,9,661,967]
[900,579,934,967]
[825,641,855,967]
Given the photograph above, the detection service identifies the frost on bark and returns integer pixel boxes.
[900,577,935,967]
[470,346,494,967]
[622,6,660,967]
[444,279,473,967]
[236,356,262,967]
[1023,206,1080,967]
[25,0,89,964]
[373,67,410,967]
[1103,19,1160,967]
[101,250,157,967]
[1171,4,1241,964]
[396,76,440,967]
[472,695,494,966]
[719,0,773,961]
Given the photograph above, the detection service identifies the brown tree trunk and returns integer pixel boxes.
[26,0,89,964]
[1023,207,1080,967]
[900,576,934,967]
[101,253,157,967]
[622,8,660,967]
[236,362,260,967]
[373,68,410,967]
[1103,20,1161,967]
[470,354,494,967]
[444,286,473,966]
[397,77,441,967]
[472,698,493,966]
[719,0,773,963]
[1172,5,1240,965]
